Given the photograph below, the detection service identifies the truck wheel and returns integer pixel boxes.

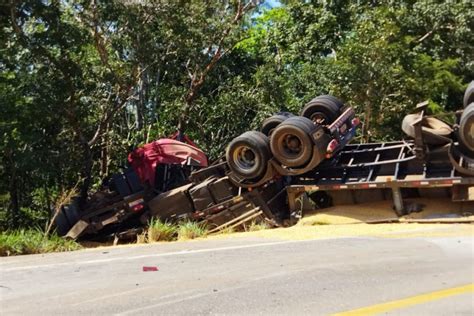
[459,103,474,154]
[270,116,315,167]
[62,196,81,226]
[317,95,345,109]
[226,131,271,180]
[309,191,333,209]
[300,95,343,125]
[261,112,294,136]
[54,209,71,236]
[401,114,453,145]
[463,81,474,108]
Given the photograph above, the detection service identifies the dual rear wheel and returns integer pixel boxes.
[459,103,474,156]
[270,116,318,167]
[227,95,345,180]
[226,131,271,180]
[300,95,344,125]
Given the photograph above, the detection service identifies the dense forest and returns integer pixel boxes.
[1,0,473,230]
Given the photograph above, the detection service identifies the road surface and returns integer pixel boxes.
[1,226,473,315]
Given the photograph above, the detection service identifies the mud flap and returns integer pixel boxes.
[65,220,90,240]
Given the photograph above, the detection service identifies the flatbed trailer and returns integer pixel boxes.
[286,140,474,217]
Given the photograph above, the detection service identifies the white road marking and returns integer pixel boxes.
[70,286,153,306]
[117,269,305,315]
[117,292,213,315]
[34,289,84,302]
[1,225,451,273]
[0,238,337,272]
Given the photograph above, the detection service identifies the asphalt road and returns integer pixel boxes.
[1,228,473,315]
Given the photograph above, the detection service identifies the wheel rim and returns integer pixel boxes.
[232,145,260,175]
[310,112,329,124]
[279,133,304,159]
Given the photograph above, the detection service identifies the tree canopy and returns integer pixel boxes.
[1,0,472,229]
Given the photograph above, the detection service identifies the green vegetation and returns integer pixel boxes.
[136,232,148,244]
[177,221,208,240]
[219,226,236,234]
[1,1,472,230]
[245,220,269,232]
[0,229,82,256]
[147,219,177,242]
[136,220,207,244]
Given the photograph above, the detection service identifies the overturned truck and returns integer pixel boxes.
[57,82,474,240]
[225,83,474,217]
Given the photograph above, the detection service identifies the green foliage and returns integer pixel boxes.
[0,229,82,256]
[218,226,236,235]
[245,220,269,232]
[147,219,177,242]
[244,1,469,141]
[177,221,208,240]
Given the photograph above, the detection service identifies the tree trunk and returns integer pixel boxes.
[153,69,161,123]
[363,103,372,143]
[177,98,193,136]
[79,142,93,204]
[100,123,109,177]
[136,68,145,131]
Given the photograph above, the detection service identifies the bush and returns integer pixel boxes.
[0,229,82,256]
[218,226,235,235]
[147,219,177,242]
[177,221,208,240]
[245,220,269,232]
[136,232,147,244]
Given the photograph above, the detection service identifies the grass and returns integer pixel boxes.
[218,226,235,235]
[245,220,269,232]
[135,219,207,244]
[136,231,148,244]
[147,219,177,242]
[0,229,82,256]
[177,220,208,240]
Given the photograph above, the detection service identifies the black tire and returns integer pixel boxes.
[261,112,294,136]
[226,131,271,180]
[317,95,345,109]
[402,113,453,145]
[459,103,474,154]
[55,209,71,236]
[463,81,474,108]
[300,95,343,125]
[270,116,316,167]
[309,191,333,209]
[62,197,81,227]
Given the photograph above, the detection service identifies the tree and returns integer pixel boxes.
[1,0,261,228]
[236,1,470,141]
[1,0,472,230]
